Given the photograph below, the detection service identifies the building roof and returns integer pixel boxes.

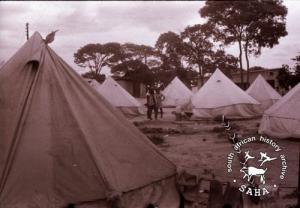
[231,67,281,75]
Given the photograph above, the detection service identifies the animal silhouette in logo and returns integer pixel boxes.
[240,151,255,165]
[240,166,267,184]
[258,152,277,166]
[239,151,277,185]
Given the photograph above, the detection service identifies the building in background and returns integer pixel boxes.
[107,68,283,98]
[201,68,282,92]
[231,68,281,90]
[113,76,147,98]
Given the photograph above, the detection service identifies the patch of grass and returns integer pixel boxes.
[140,127,164,134]
[230,123,241,131]
[133,121,141,127]
[212,126,224,133]
[167,128,182,134]
[213,115,223,122]
[147,134,165,145]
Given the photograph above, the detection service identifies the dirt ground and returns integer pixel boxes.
[130,104,299,207]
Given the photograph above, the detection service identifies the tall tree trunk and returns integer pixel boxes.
[238,40,244,89]
[244,41,250,88]
[198,63,204,87]
[144,54,147,65]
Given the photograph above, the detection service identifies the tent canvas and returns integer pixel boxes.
[191,69,261,118]
[0,60,5,69]
[162,77,193,107]
[0,32,179,208]
[259,83,300,139]
[246,74,281,111]
[97,76,144,116]
[88,79,102,90]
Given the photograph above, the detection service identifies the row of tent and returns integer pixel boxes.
[162,69,299,139]
[89,69,280,119]
[0,32,179,207]
[87,58,299,140]
[163,69,281,115]
[0,32,298,207]
[89,77,144,116]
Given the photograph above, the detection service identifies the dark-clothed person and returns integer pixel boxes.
[146,88,156,120]
[154,89,165,119]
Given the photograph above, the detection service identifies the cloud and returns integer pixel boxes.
[0,1,204,71]
[0,1,299,72]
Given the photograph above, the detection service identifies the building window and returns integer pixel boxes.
[269,72,274,76]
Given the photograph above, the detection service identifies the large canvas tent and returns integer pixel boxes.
[88,79,102,90]
[191,69,261,118]
[259,83,300,139]
[0,60,5,69]
[97,76,144,116]
[162,77,193,107]
[0,32,179,208]
[246,74,281,111]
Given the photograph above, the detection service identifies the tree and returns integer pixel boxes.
[155,31,186,71]
[291,53,300,84]
[211,50,238,78]
[242,1,287,84]
[200,0,287,89]
[150,67,197,90]
[111,59,154,85]
[181,24,214,86]
[74,42,123,76]
[81,71,106,83]
[277,65,293,90]
[292,53,300,76]
[121,43,157,66]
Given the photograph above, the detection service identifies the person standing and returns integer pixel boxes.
[146,88,156,120]
[154,89,165,119]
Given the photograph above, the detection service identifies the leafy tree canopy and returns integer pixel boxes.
[181,24,214,84]
[211,49,238,77]
[74,42,122,75]
[200,0,288,86]
[292,53,300,76]
[111,59,154,85]
[155,31,185,71]
[81,71,106,83]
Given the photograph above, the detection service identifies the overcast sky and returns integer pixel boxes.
[0,1,299,74]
